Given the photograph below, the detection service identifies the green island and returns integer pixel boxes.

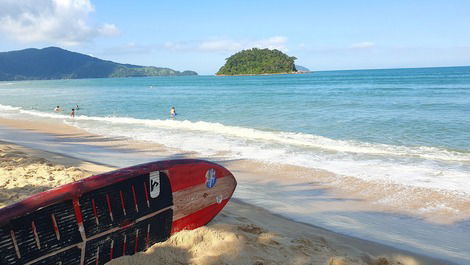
[0,47,197,81]
[216,48,299,76]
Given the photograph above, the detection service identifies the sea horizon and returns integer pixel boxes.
[1,64,470,81]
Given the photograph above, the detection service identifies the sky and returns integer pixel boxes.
[0,0,469,74]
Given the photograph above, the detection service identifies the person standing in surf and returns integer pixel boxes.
[70,108,75,118]
[170,106,176,119]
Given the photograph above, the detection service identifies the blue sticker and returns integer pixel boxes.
[206,168,217,188]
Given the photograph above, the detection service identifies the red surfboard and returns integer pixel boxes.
[0,159,236,265]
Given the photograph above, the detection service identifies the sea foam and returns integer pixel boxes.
[1,103,470,195]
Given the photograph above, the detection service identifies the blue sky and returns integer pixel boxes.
[0,0,469,74]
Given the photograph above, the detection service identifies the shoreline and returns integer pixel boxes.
[0,139,455,265]
[0,117,467,264]
[0,117,467,224]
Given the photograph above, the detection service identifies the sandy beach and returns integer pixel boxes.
[0,118,458,265]
[1,1,468,264]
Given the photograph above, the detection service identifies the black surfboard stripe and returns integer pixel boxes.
[0,171,174,265]
[30,247,81,265]
[83,209,173,265]
[0,200,82,265]
[79,171,173,238]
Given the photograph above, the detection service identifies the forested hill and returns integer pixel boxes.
[0,47,197,81]
[216,48,297,75]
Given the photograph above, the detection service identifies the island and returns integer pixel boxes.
[216,48,299,76]
[0,47,197,81]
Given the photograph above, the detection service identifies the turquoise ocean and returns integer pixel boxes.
[0,66,469,194]
[0,66,469,263]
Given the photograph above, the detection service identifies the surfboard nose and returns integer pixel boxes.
[167,160,237,233]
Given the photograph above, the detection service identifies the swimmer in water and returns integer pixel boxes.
[54,106,61,112]
[170,106,176,119]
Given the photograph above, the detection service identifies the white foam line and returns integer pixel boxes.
[1,103,470,195]
[1,103,467,163]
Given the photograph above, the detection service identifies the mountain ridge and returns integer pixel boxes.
[0,47,197,81]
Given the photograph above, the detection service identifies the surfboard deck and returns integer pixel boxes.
[0,159,236,265]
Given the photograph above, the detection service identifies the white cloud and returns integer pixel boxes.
[351,41,376,49]
[98,23,120,37]
[0,0,119,45]
[252,36,288,50]
[163,41,191,51]
[102,42,153,55]
[162,36,289,53]
[198,40,244,52]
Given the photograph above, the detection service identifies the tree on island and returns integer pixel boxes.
[216,48,297,75]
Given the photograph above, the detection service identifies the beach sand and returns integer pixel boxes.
[0,127,454,264]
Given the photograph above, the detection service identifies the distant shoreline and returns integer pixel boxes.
[215,71,312,77]
[0,47,198,82]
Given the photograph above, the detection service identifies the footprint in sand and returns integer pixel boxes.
[235,216,250,222]
[238,224,266,234]
[257,233,280,246]
[291,238,313,246]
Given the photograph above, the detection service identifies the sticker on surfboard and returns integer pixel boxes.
[216,195,223,204]
[206,168,217,188]
[149,171,160,198]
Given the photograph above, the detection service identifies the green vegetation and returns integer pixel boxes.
[216,48,297,75]
[0,47,197,81]
[108,65,195,78]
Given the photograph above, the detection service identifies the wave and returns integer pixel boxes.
[0,104,21,111]
[1,103,470,195]
[1,103,469,163]
[19,109,70,119]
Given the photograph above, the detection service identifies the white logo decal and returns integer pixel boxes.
[216,195,223,204]
[149,171,160,198]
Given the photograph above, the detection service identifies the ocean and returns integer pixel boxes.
[1,66,469,194]
[0,66,469,263]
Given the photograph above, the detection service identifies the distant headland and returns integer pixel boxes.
[216,48,310,76]
[0,47,198,81]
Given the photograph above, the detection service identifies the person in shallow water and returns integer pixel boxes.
[170,106,176,118]
[54,106,61,112]
[70,108,75,118]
